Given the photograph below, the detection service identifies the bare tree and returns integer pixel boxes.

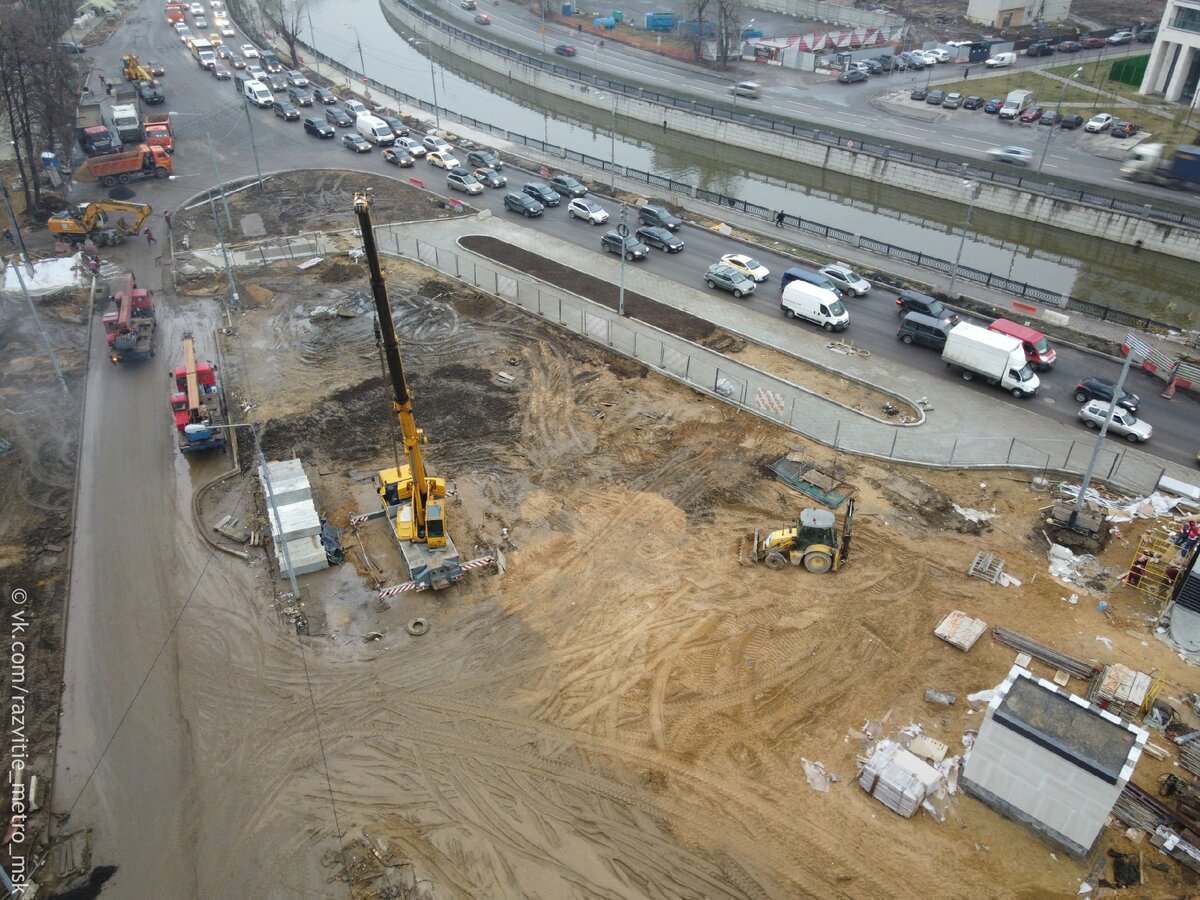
[259,0,306,66]
[714,0,743,68]
[684,0,712,62]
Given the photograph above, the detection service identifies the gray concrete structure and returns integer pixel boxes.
[962,666,1148,859]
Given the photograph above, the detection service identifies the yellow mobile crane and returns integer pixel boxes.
[122,54,155,82]
[353,192,493,593]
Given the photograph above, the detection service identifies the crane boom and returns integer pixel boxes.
[183,333,201,413]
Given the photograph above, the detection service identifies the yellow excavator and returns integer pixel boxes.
[352,192,464,591]
[47,200,152,247]
[122,54,154,82]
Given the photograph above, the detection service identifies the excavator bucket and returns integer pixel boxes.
[737,530,761,567]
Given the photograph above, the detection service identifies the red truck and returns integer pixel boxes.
[77,144,173,187]
[143,113,174,153]
[103,275,156,364]
[165,3,184,23]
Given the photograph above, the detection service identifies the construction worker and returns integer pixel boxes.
[3,227,14,247]
[163,210,172,230]
[144,227,156,246]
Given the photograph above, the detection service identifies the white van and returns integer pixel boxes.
[243,79,273,108]
[985,51,1016,68]
[343,99,369,120]
[355,114,395,146]
[999,89,1035,119]
[781,282,849,332]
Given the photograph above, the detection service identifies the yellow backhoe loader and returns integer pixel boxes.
[743,499,855,573]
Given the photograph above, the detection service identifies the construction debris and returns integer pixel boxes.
[859,740,942,818]
[991,627,1100,682]
[935,611,987,651]
[968,551,1006,584]
[802,759,836,792]
[925,689,957,706]
[1088,664,1162,723]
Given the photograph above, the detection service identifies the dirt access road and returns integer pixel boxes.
[41,175,1200,899]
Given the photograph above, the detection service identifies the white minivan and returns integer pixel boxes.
[355,114,395,146]
[342,98,369,120]
[243,79,272,108]
[780,281,849,332]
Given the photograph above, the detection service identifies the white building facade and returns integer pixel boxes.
[965,0,1071,28]
[1141,0,1200,108]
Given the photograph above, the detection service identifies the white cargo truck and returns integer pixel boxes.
[999,89,1035,119]
[941,322,1040,398]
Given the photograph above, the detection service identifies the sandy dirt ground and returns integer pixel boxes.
[20,173,1200,900]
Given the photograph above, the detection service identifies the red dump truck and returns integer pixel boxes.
[76,144,173,187]
[165,3,184,23]
[143,113,174,153]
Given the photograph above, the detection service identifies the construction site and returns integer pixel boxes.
[2,171,1198,899]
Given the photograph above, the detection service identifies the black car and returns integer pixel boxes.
[287,87,313,106]
[325,106,353,127]
[1059,114,1085,130]
[910,86,929,101]
[926,89,945,105]
[473,166,506,188]
[635,225,684,252]
[383,147,414,166]
[342,133,371,152]
[467,149,502,170]
[57,40,87,53]
[272,100,300,121]
[862,58,883,74]
[303,116,335,138]
[379,115,409,138]
[1039,110,1061,126]
[522,181,560,207]
[963,95,984,110]
[601,231,648,260]
[1074,377,1140,412]
[1026,41,1055,56]
[504,191,543,216]
[554,43,576,56]
[1112,121,1141,138]
[1057,40,1082,53]
[548,173,587,197]
[638,204,681,231]
[311,86,338,104]
[894,289,959,324]
[263,73,287,93]
[137,82,165,104]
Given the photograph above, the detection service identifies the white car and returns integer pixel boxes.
[286,70,308,87]
[915,50,940,65]
[1078,400,1152,442]
[987,145,1033,166]
[567,197,608,224]
[1085,113,1114,133]
[396,136,426,157]
[819,263,871,296]
[189,2,204,13]
[241,43,260,58]
[719,253,770,282]
[426,150,460,168]
[220,24,235,37]
[246,64,265,80]
[422,134,452,154]
[924,47,950,62]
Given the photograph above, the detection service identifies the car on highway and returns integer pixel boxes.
[1059,114,1085,129]
[193,15,207,28]
[963,95,984,110]
[147,60,166,76]
[466,149,503,170]
[549,174,588,197]
[942,92,964,109]
[861,59,883,75]
[1085,112,1114,132]
[838,69,868,84]
[396,136,426,156]
[910,86,928,101]
[1079,400,1151,441]
[602,232,648,260]
[504,191,543,217]
[1025,41,1054,56]
[1082,36,1107,48]
[379,115,409,138]
[1018,107,1043,123]
[286,70,308,87]
[287,86,313,106]
[447,167,484,194]
[220,23,235,37]
[1136,26,1158,42]
[1107,30,1134,45]
[638,205,682,230]
[216,44,232,59]
[895,289,958,323]
[246,64,266,80]
[211,65,231,81]
[176,26,192,42]
[189,2,203,12]
[1112,121,1140,138]
[704,263,755,297]
[241,43,259,58]
[636,225,684,252]
[311,86,337,104]
[984,97,1003,114]
[987,145,1033,166]
[720,253,769,282]
[731,81,761,98]
[342,132,371,153]
[262,73,285,93]
[325,106,353,127]
[427,150,460,168]
[228,54,245,69]
[272,100,299,121]
[382,146,414,165]
[137,81,165,103]
[461,0,476,7]
[555,44,576,56]
[1074,377,1140,412]
[985,51,1016,68]
[422,135,453,154]
[522,182,561,207]
[474,13,492,24]
[1057,40,1082,52]
[303,117,335,138]
[566,197,608,224]
[473,166,505,187]
[819,264,871,296]
[926,89,945,105]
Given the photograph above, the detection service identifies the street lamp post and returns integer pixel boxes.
[948,180,980,299]
[1038,66,1083,173]
[617,202,627,317]
[343,22,368,99]
[597,91,618,191]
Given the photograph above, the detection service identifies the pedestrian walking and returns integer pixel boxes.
[105,83,112,96]
[163,210,172,230]
[3,227,14,247]
[145,227,156,246]
[98,73,106,87]
[963,67,970,80]
[774,210,785,227]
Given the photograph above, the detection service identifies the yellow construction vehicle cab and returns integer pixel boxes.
[122,54,154,82]
[47,200,152,247]
[749,499,855,573]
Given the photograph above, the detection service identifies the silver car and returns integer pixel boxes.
[1078,400,1152,442]
[987,146,1033,166]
